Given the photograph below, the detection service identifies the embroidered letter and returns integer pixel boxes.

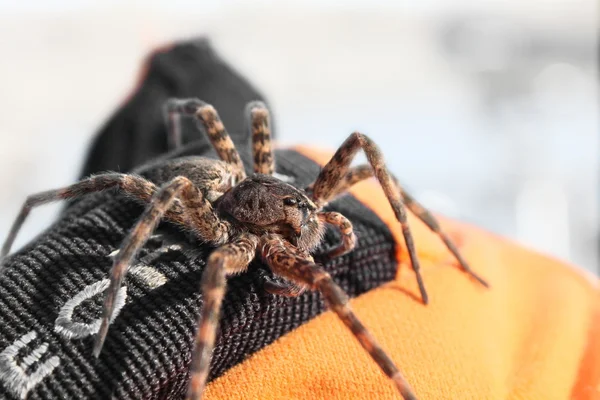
[0,331,60,399]
[54,279,127,340]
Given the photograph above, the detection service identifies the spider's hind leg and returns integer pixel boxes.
[164,99,246,182]
[164,100,184,150]
[246,101,275,175]
[1,173,158,261]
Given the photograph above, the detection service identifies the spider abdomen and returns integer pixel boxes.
[137,156,235,196]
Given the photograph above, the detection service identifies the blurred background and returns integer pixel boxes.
[0,0,597,273]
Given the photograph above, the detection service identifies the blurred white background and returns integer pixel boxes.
[0,0,598,273]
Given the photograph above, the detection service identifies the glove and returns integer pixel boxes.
[1,38,597,400]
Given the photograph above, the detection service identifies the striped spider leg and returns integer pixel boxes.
[164,98,247,183]
[246,100,275,175]
[309,164,489,288]
[307,132,488,304]
[0,98,245,262]
[261,234,417,400]
[91,174,234,358]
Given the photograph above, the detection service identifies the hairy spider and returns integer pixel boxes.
[1,99,488,400]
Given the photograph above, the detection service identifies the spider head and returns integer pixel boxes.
[217,174,324,251]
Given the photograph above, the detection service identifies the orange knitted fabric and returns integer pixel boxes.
[204,147,599,400]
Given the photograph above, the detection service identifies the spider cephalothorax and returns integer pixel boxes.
[216,174,324,251]
[1,99,488,400]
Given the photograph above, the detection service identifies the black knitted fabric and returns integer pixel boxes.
[0,40,398,400]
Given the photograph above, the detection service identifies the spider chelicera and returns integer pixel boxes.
[1,99,488,400]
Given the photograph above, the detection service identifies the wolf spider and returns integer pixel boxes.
[1,98,487,400]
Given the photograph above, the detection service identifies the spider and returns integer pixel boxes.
[1,98,488,400]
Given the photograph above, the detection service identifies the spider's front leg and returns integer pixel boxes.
[261,234,417,400]
[187,233,258,400]
[309,132,428,303]
[313,165,488,287]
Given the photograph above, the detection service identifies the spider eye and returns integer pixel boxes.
[283,198,297,206]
